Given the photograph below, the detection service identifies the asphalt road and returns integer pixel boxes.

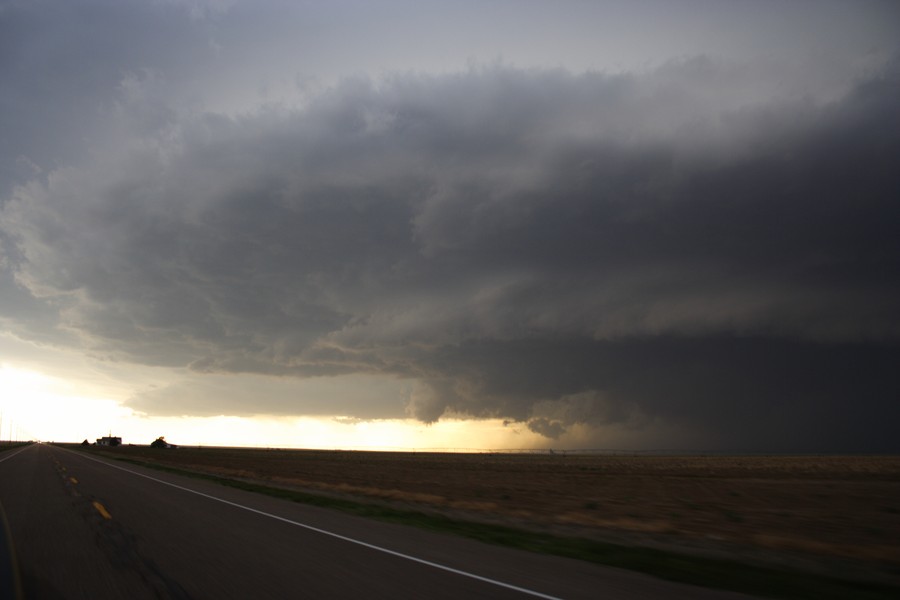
[0,443,758,599]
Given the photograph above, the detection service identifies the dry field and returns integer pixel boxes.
[96,446,900,579]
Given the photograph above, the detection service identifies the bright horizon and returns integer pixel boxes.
[0,362,572,451]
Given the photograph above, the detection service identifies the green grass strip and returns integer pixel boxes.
[78,448,899,600]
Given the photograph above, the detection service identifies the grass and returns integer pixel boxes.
[78,447,900,600]
[0,443,29,454]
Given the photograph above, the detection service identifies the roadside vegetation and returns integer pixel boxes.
[0,442,30,453]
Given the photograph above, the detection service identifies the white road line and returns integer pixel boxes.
[58,447,566,600]
[0,445,32,464]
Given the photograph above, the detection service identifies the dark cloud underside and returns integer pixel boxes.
[1,2,899,451]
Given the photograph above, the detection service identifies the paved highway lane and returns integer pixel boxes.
[0,444,758,599]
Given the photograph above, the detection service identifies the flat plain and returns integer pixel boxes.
[79,446,900,587]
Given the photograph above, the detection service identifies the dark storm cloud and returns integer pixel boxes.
[0,0,218,200]
[406,337,900,452]
[2,34,899,449]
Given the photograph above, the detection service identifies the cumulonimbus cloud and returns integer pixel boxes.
[2,60,899,450]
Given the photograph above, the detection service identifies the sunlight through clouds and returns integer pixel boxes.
[0,363,549,450]
[0,364,130,442]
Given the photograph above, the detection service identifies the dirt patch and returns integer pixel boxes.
[95,448,900,581]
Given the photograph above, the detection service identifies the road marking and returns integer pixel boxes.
[92,501,112,520]
[69,477,78,485]
[65,448,565,600]
[0,445,31,464]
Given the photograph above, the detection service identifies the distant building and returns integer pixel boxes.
[96,436,122,447]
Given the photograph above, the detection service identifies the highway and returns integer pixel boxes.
[0,443,757,599]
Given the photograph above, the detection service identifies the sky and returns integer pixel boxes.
[1,0,898,452]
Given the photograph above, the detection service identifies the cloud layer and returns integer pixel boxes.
[2,1,899,451]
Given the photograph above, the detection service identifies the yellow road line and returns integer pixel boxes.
[69,477,78,484]
[92,501,112,520]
